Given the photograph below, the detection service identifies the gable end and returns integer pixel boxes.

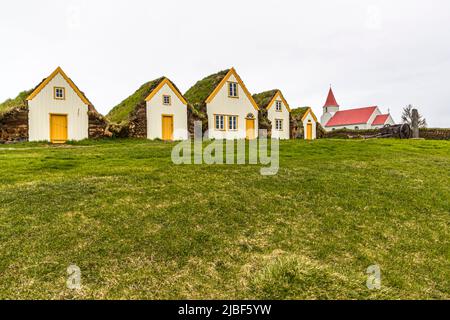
[26,67,91,106]
[205,68,259,111]
[145,78,187,105]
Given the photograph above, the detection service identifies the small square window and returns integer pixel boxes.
[54,87,65,100]
[228,82,238,98]
[163,95,171,105]
[275,101,282,112]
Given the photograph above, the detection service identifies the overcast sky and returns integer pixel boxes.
[1,0,449,127]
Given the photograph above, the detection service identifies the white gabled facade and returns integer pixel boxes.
[301,108,318,140]
[27,67,90,142]
[206,68,259,140]
[266,91,290,140]
[145,78,188,140]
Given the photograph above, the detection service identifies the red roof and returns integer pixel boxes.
[324,87,339,107]
[372,114,390,125]
[326,106,378,127]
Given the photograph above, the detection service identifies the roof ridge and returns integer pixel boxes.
[325,106,378,127]
[334,106,378,112]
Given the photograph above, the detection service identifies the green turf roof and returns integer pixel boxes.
[184,69,230,105]
[0,90,33,117]
[290,107,310,119]
[252,90,279,110]
[106,77,166,124]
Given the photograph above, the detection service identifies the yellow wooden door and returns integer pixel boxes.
[246,119,255,140]
[50,114,68,143]
[306,123,313,140]
[162,115,174,141]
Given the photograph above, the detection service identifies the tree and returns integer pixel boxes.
[401,105,427,128]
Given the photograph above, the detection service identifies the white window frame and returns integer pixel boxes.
[54,87,65,100]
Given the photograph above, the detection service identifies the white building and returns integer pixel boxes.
[253,90,291,139]
[301,107,318,140]
[320,87,395,131]
[145,78,188,140]
[290,107,318,140]
[106,77,188,141]
[185,68,259,140]
[26,67,91,143]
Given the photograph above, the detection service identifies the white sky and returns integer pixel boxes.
[1,0,449,127]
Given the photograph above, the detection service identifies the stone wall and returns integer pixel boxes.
[127,102,147,138]
[419,128,450,140]
[187,103,208,137]
[324,128,378,139]
[88,108,111,139]
[323,127,450,140]
[0,107,29,143]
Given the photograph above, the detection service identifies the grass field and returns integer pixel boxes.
[0,139,449,299]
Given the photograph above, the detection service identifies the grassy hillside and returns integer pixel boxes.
[0,139,449,299]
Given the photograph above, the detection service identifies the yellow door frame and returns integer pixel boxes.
[49,113,68,144]
[161,114,174,141]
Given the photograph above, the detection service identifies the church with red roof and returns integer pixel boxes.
[320,87,395,131]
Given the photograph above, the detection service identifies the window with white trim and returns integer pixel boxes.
[275,101,282,112]
[228,115,238,130]
[163,95,171,105]
[54,87,65,100]
[215,115,225,130]
[228,82,238,98]
[275,119,283,131]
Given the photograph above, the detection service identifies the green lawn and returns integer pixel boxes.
[0,139,449,299]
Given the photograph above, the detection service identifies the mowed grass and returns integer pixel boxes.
[0,138,449,300]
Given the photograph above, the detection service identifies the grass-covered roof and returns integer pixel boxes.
[290,106,310,119]
[184,69,230,105]
[252,90,279,110]
[106,77,166,124]
[0,90,33,118]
